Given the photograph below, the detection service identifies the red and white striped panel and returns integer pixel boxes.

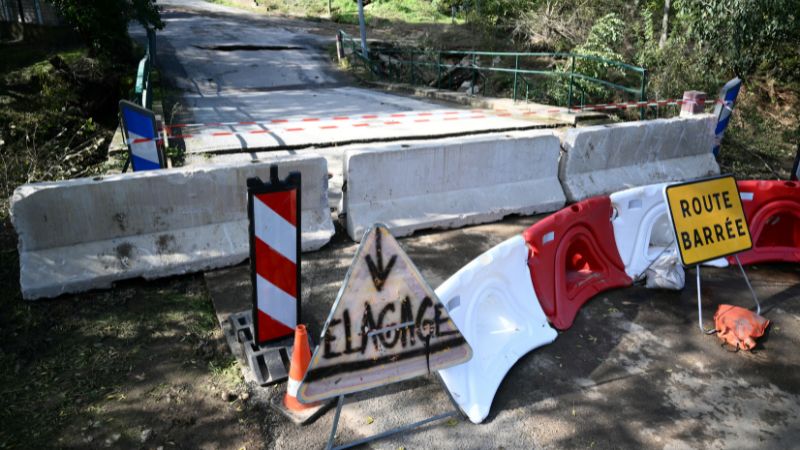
[253,189,298,343]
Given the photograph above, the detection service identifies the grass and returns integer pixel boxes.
[0,31,130,216]
[330,0,456,25]
[718,82,799,179]
[207,0,457,25]
[0,27,82,74]
[0,29,243,448]
[0,274,225,448]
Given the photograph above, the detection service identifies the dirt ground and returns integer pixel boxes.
[0,269,263,449]
[4,210,799,449]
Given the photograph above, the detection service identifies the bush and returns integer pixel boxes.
[49,0,163,62]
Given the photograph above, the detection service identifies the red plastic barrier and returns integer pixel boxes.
[523,196,632,330]
[729,180,800,265]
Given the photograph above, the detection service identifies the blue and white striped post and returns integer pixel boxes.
[119,100,165,172]
[711,77,742,157]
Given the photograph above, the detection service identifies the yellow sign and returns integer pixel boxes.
[665,175,752,265]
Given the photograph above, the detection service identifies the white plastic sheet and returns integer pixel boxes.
[645,248,686,290]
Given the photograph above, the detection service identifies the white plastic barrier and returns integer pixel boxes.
[559,114,720,202]
[344,131,566,241]
[436,235,558,424]
[611,183,727,281]
[11,152,334,300]
[611,183,674,280]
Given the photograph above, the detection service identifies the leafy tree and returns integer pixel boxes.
[676,0,800,79]
[565,13,628,102]
[49,0,164,61]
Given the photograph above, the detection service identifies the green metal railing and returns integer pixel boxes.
[134,28,157,109]
[338,30,647,114]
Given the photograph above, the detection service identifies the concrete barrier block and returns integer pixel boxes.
[11,152,334,300]
[559,114,720,202]
[343,131,566,241]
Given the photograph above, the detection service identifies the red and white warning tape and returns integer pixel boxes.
[132,98,721,143]
[569,97,722,112]
[162,109,485,133]
[154,110,489,141]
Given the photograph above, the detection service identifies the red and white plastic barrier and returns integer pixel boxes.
[610,182,675,279]
[730,180,800,265]
[435,176,799,420]
[523,196,632,330]
[611,183,728,280]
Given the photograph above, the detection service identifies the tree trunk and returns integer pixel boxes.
[357,0,368,58]
[659,0,671,49]
[16,0,25,23]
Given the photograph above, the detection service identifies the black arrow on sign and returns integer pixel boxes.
[365,229,397,292]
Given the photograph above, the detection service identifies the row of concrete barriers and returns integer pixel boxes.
[345,113,718,241]
[11,113,719,299]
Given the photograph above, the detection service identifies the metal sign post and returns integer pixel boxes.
[664,175,759,332]
[357,0,368,58]
[694,254,761,334]
[324,393,459,450]
[298,224,472,447]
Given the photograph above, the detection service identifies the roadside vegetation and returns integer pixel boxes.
[0,35,251,450]
[0,30,126,214]
[0,2,254,448]
[0,274,255,448]
[1,0,163,214]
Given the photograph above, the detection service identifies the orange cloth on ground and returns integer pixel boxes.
[713,304,769,351]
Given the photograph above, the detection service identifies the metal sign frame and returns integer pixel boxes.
[247,166,302,346]
[693,256,761,334]
[324,394,459,450]
[307,224,469,449]
[118,100,165,172]
[792,143,800,181]
[664,175,761,334]
[664,174,752,266]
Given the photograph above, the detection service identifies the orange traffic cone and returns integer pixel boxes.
[284,324,319,411]
[270,325,332,425]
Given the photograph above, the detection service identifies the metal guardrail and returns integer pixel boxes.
[338,30,647,114]
[134,28,156,109]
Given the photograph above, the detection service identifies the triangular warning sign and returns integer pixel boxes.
[298,224,473,403]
